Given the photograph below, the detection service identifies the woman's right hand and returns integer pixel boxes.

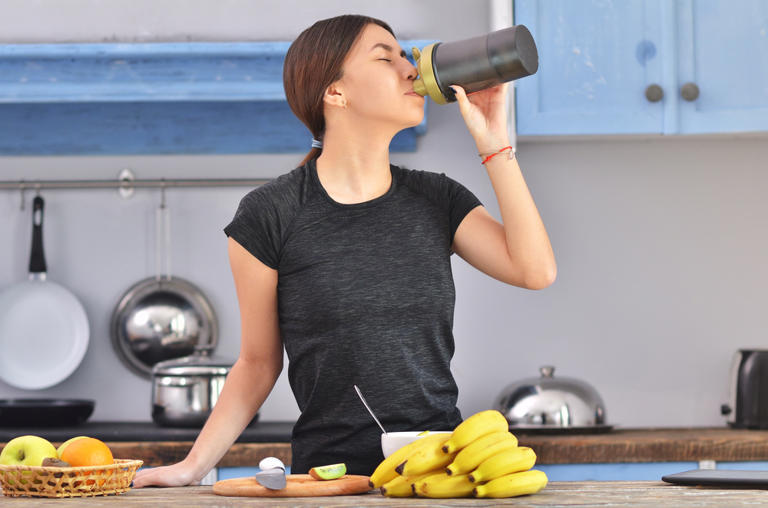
[132,461,201,488]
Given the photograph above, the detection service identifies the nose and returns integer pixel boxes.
[405,61,418,81]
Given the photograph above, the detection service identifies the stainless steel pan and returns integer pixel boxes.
[110,193,218,379]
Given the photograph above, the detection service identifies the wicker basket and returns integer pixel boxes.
[0,459,143,498]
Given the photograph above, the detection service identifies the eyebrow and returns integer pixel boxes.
[370,42,407,58]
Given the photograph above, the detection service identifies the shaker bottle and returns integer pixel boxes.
[411,25,538,105]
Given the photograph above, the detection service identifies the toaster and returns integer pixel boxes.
[721,349,768,429]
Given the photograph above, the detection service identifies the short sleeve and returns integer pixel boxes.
[223,187,282,269]
[442,173,483,243]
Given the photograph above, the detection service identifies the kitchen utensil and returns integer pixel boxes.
[0,399,94,427]
[662,469,768,488]
[353,384,387,434]
[212,475,372,497]
[253,457,286,490]
[111,191,218,378]
[494,365,610,432]
[151,347,259,427]
[721,349,768,429]
[0,196,89,390]
[411,24,538,105]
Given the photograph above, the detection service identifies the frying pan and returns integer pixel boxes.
[0,196,90,390]
[0,399,94,427]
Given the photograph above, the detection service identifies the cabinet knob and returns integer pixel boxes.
[645,84,663,103]
[681,82,700,102]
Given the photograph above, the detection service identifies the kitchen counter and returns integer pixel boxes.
[4,424,768,466]
[3,482,768,507]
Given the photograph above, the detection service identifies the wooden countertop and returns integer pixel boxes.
[5,427,768,466]
[94,427,768,466]
[3,482,768,506]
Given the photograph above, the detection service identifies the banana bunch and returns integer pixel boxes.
[373,409,548,499]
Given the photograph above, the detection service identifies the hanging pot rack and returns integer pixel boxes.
[0,169,271,210]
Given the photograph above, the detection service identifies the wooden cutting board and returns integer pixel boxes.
[212,474,373,497]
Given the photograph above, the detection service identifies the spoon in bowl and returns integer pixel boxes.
[353,384,387,435]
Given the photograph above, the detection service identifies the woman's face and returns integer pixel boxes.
[331,23,425,130]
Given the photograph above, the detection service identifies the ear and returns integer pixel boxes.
[323,82,347,109]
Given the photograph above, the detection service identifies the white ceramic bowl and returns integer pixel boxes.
[381,431,452,458]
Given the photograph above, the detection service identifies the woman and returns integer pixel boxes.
[133,13,555,487]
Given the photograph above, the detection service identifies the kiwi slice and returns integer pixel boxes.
[308,463,347,480]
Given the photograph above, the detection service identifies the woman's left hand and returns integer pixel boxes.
[450,83,511,154]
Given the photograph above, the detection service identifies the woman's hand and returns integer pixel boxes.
[132,461,201,488]
[450,83,511,154]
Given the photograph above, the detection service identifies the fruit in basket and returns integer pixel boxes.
[56,435,88,458]
[59,437,114,467]
[41,457,71,467]
[0,435,58,466]
[441,409,509,454]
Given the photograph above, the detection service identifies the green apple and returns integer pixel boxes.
[56,436,88,458]
[0,435,58,466]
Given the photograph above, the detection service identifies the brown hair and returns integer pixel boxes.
[283,14,396,167]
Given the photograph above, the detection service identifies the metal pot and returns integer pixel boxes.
[111,194,218,378]
[151,348,259,427]
[494,366,610,432]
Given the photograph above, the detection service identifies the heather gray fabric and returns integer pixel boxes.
[223,156,482,475]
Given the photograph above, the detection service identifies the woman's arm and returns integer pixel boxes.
[132,237,282,487]
[448,82,556,290]
[452,155,556,289]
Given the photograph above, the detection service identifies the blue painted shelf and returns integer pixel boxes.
[0,41,435,155]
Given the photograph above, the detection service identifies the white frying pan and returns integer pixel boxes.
[0,196,89,390]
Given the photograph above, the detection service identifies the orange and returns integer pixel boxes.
[59,437,114,467]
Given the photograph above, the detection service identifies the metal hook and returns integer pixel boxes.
[160,178,167,209]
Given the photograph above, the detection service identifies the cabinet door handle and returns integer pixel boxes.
[645,84,663,103]
[681,82,700,102]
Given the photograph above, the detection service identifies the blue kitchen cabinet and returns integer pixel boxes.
[675,0,768,134]
[514,0,768,136]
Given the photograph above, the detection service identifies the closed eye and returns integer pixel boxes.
[379,58,392,62]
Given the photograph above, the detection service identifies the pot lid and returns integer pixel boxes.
[493,365,607,428]
[152,347,232,376]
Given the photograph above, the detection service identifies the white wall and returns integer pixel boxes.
[2,0,766,428]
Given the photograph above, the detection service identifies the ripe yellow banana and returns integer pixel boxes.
[414,472,474,498]
[380,474,414,497]
[369,433,449,488]
[396,436,455,477]
[442,410,509,454]
[380,470,444,497]
[472,469,548,498]
[445,431,518,475]
[469,446,537,483]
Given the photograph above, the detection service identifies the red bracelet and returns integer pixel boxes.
[479,145,514,165]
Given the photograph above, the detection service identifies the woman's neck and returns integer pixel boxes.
[314,135,393,204]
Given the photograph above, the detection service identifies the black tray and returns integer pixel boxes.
[509,424,614,435]
[0,399,95,427]
[662,469,768,488]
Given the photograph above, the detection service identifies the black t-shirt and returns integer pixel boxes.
[223,156,482,474]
